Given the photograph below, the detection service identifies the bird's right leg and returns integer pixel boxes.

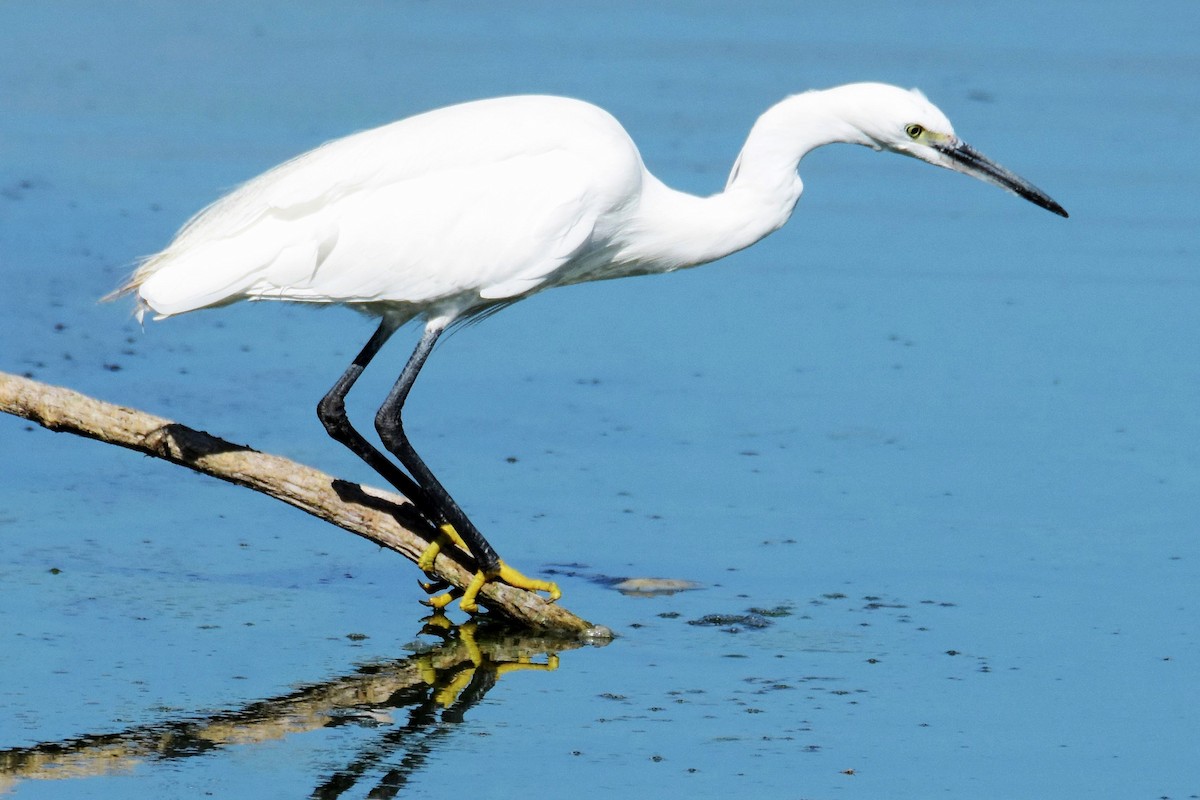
[374,320,560,613]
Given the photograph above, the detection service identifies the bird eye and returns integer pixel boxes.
[905,123,924,139]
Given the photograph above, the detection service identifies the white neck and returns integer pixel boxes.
[615,87,874,272]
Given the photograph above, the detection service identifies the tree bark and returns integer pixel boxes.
[0,370,606,637]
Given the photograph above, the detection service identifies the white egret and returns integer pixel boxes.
[109,83,1066,613]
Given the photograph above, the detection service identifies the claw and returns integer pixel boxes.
[418,576,451,594]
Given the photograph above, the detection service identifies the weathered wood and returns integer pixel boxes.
[0,370,607,636]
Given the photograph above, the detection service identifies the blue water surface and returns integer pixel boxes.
[1,2,1197,798]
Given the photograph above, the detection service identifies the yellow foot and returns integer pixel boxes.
[417,523,561,613]
[459,561,562,614]
[418,523,467,609]
[417,523,468,573]
[420,587,462,610]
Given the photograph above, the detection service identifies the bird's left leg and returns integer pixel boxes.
[374,319,560,613]
[317,316,460,596]
[317,316,430,509]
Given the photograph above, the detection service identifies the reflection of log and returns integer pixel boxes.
[0,371,608,635]
[0,625,583,793]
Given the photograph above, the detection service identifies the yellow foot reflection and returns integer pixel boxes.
[416,619,559,708]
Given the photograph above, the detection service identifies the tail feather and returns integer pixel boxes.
[103,229,290,320]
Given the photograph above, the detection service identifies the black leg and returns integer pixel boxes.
[317,316,433,518]
[374,322,502,574]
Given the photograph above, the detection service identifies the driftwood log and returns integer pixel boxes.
[0,370,606,637]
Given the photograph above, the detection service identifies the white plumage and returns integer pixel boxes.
[127,96,643,320]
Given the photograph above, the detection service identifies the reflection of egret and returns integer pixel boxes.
[0,623,572,794]
[110,84,1066,613]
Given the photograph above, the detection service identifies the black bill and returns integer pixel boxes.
[938,140,1068,218]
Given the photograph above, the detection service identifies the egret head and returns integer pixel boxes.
[835,83,1067,217]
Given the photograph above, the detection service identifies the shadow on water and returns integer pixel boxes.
[0,620,594,798]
